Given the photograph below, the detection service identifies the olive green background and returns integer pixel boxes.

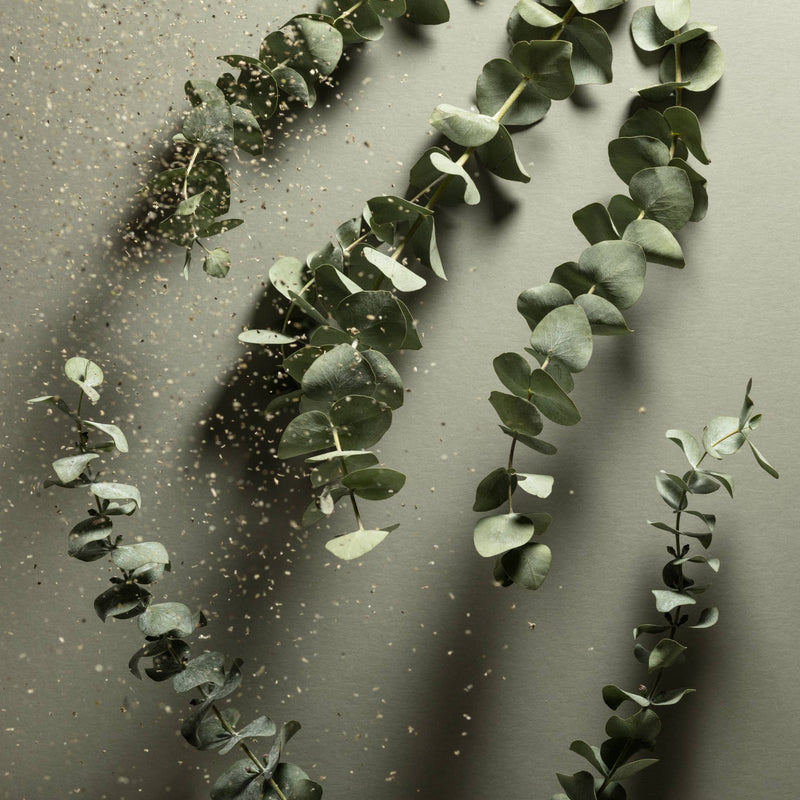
[1,1,797,799]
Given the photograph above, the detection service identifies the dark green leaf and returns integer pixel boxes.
[334,291,408,353]
[555,771,596,800]
[409,215,446,279]
[648,637,687,672]
[574,293,632,336]
[655,471,689,509]
[510,40,574,100]
[174,651,226,693]
[652,589,696,613]
[68,515,113,561]
[203,247,231,278]
[94,582,150,621]
[622,219,684,267]
[320,0,384,43]
[489,391,543,438]
[631,6,671,51]
[476,125,531,183]
[660,37,724,92]
[473,467,516,512]
[573,202,619,245]
[138,602,196,638]
[603,684,650,710]
[530,368,581,425]
[629,166,694,232]
[230,105,264,155]
[691,606,719,629]
[608,136,671,184]
[476,59,550,126]
[403,0,449,24]
[330,395,392,449]
[569,740,608,776]
[562,17,612,85]
[277,411,334,459]
[664,106,710,164]
[301,343,376,403]
[501,541,552,589]
[499,424,558,455]
[669,157,708,222]
[516,283,574,330]
[529,304,593,373]
[361,349,404,409]
[620,107,671,146]
[607,194,640,235]
[613,758,659,781]
[409,148,480,206]
[493,352,532,398]
[341,467,405,500]
[651,687,695,706]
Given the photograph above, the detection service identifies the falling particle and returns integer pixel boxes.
[638,406,647,413]
[527,621,536,631]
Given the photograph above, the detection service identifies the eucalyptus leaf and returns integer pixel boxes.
[112,541,170,574]
[691,606,719,629]
[516,283,574,330]
[555,771,597,800]
[489,391,543,438]
[631,5,672,51]
[501,541,552,590]
[652,589,696,613]
[515,473,554,498]
[476,59,550,126]
[84,420,129,452]
[629,166,694,232]
[203,248,231,278]
[493,352,532,398]
[65,357,103,403]
[94,582,150,622]
[341,467,405,500]
[68,515,113,561]
[608,135,671,184]
[529,304,593,372]
[473,467,516,512]
[325,529,389,560]
[561,17,612,86]
[510,40,574,100]
[138,602,196,638]
[403,0,449,24]
[529,368,580,425]
[334,291,408,353]
[277,410,334,459]
[362,247,427,293]
[648,637,687,672]
[52,453,99,484]
[361,349,404,410]
[476,125,531,184]
[664,106,710,164]
[665,428,702,467]
[238,329,297,346]
[607,194,641,234]
[620,107,672,146]
[669,157,708,222]
[473,513,536,558]
[409,215,446,279]
[654,0,690,30]
[330,395,392,449]
[572,202,619,245]
[613,757,660,781]
[622,219,684,267]
[574,293,632,336]
[702,415,745,458]
[301,343,376,403]
[659,38,724,92]
[270,256,307,301]
[90,482,142,515]
[430,104,500,148]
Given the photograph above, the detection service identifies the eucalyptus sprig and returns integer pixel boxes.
[28,357,322,800]
[239,0,628,562]
[552,380,778,800]
[135,0,451,279]
[472,0,724,591]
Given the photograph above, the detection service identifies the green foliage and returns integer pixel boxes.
[236,0,622,561]
[29,358,322,799]
[136,0,452,278]
[474,4,724,593]
[553,383,777,798]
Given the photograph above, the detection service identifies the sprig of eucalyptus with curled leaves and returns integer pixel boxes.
[134,0,451,279]
[238,0,628,562]
[552,380,778,800]
[471,0,724,591]
[28,358,322,800]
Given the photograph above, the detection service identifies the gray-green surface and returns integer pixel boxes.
[1,1,797,798]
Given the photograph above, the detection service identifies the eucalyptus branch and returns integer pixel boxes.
[238,0,625,563]
[132,0,452,279]
[28,358,322,800]
[553,380,778,800]
[472,0,724,592]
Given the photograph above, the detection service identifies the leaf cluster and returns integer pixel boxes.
[554,381,777,799]
[136,0,451,279]
[240,0,624,562]
[29,358,322,800]
[473,1,723,593]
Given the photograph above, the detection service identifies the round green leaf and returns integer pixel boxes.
[663,105,710,164]
[529,304,593,372]
[361,349,404,410]
[90,482,142,515]
[631,6,672,51]
[561,17,612,86]
[669,157,709,222]
[476,125,531,184]
[516,283,574,330]
[660,38,724,92]
[489,391,543,438]
[202,247,230,278]
[334,291,408,354]
[84,420,129,452]
[341,467,405,500]
[703,415,745,458]
[476,59,550,126]
[515,473,554,498]
[620,107,672,146]
[94,582,150,622]
[473,467,516,512]
[330,395,392,449]
[509,40,574,100]
[430,104,499,148]
[501,541,552,589]
[112,541,170,572]
[515,0,562,28]
[277,410,334,459]
[320,0,384,43]
[608,136,671,184]
[629,166,694,232]
[403,0,449,25]
[529,368,581,425]
[52,453,99,484]
[573,202,619,245]
[301,343,376,403]
[138,602,195,638]
[325,529,389,560]
[473,513,535,558]
[574,293,632,336]
[493,352,532,398]
[622,218,684,267]
[68,515,113,561]
[654,0,690,31]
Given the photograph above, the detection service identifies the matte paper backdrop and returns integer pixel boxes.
[1,1,797,799]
